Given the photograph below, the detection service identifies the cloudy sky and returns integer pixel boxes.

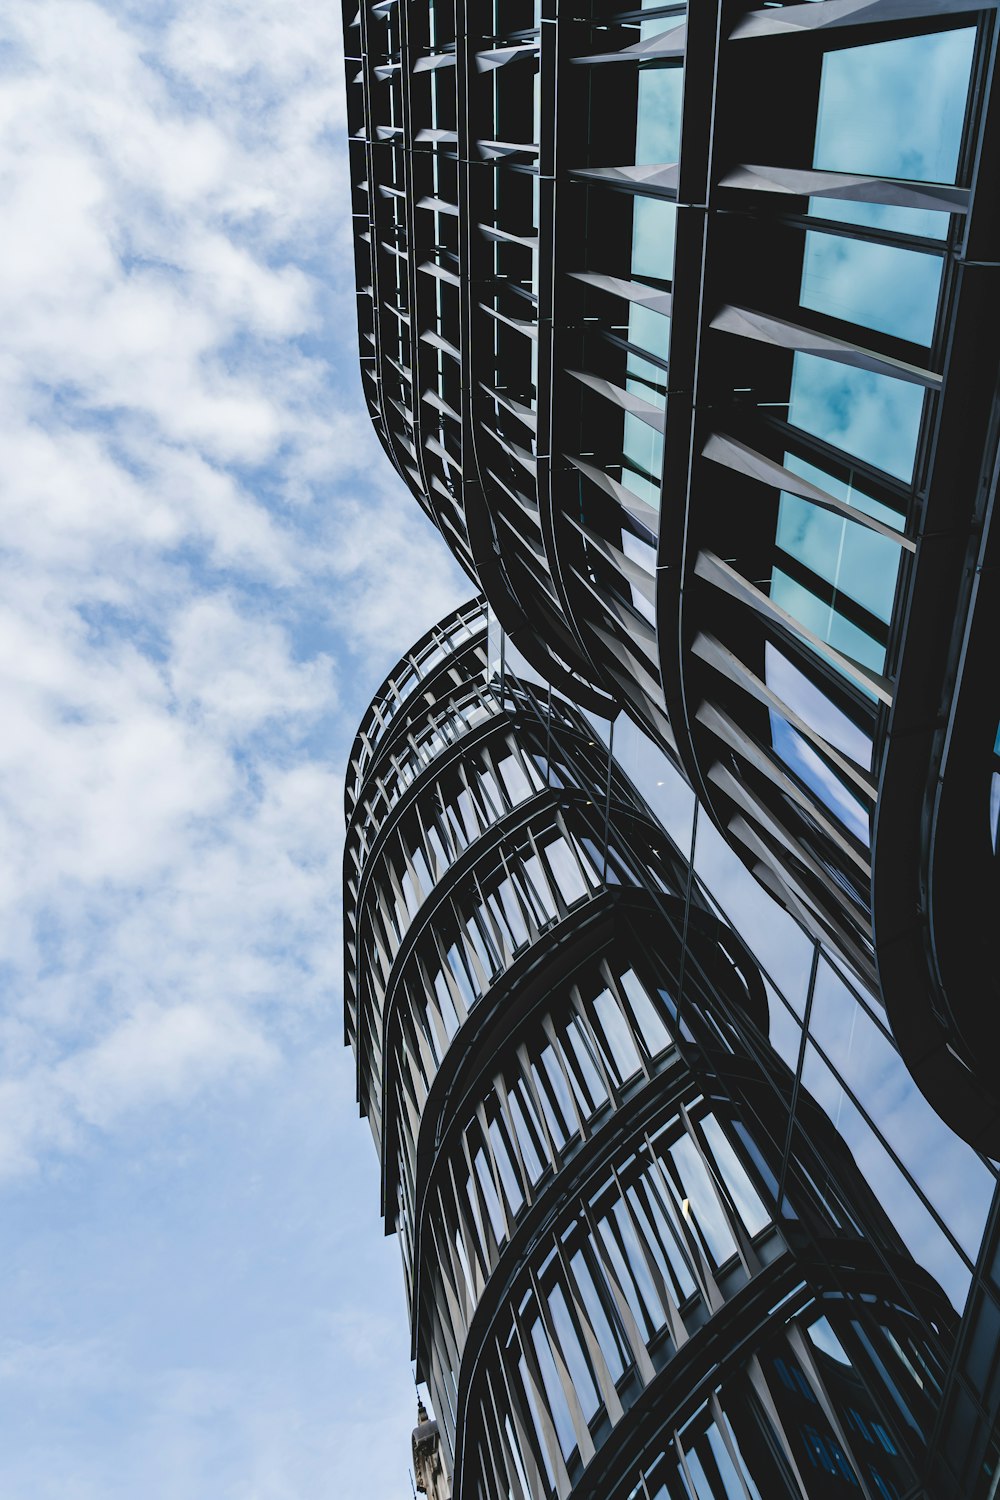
[0,3,468,1495]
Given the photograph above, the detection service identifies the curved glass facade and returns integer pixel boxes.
[344,601,1000,1499]
[344,0,1000,1145]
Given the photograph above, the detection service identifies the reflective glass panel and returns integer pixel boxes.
[787,352,924,484]
[775,492,901,625]
[813,28,976,184]
[632,195,677,281]
[770,567,886,676]
[808,195,949,242]
[627,301,670,362]
[769,712,871,844]
[635,65,683,165]
[764,643,873,769]
[800,231,943,347]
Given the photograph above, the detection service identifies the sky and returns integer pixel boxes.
[0,3,469,1496]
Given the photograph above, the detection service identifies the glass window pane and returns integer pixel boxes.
[635,65,683,165]
[605,1197,666,1337]
[548,1283,599,1420]
[517,1352,557,1487]
[475,1145,506,1242]
[801,231,942,346]
[529,1316,577,1459]
[769,712,871,845]
[490,1115,525,1217]
[800,1043,972,1312]
[623,413,664,498]
[771,567,887,677]
[764,642,873,769]
[700,1115,770,1238]
[632,194,677,282]
[564,1016,608,1113]
[787,352,924,483]
[509,1081,547,1184]
[570,1247,627,1381]
[783,450,903,533]
[776,492,901,624]
[808,963,994,1259]
[813,28,976,184]
[808,195,949,242]
[545,837,589,906]
[668,1133,738,1265]
[593,988,642,1081]
[619,968,672,1056]
[628,301,670,362]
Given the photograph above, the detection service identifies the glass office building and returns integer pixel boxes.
[341,1,1000,1493]
[343,0,1000,1146]
[345,601,1000,1498]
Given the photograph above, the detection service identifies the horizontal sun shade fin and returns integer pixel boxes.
[702,434,914,550]
[710,305,941,389]
[719,163,969,214]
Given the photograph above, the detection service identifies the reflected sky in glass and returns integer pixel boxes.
[801,231,942,347]
[809,960,995,1261]
[787,353,924,483]
[635,65,683,166]
[632,195,676,282]
[809,196,950,242]
[627,301,670,362]
[771,566,886,676]
[776,491,900,624]
[764,643,873,769]
[801,1044,972,1312]
[769,712,871,845]
[814,28,976,183]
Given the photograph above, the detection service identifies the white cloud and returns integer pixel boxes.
[0,0,468,1492]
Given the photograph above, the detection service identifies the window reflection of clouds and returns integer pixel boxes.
[813,28,976,184]
[595,711,696,853]
[631,195,676,282]
[801,1043,971,1312]
[787,352,924,483]
[809,196,949,242]
[768,712,871,845]
[635,65,683,165]
[771,566,886,677]
[776,491,900,624]
[692,812,814,1013]
[800,231,942,347]
[764,643,873,769]
[809,961,994,1260]
[782,452,902,532]
[627,302,670,362]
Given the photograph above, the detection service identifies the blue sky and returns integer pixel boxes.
[0,3,467,1496]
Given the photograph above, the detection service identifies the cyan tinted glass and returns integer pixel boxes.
[631,195,676,281]
[622,416,663,510]
[808,195,950,243]
[787,352,924,483]
[771,566,887,676]
[627,301,670,362]
[813,28,976,183]
[625,349,667,409]
[775,492,901,625]
[800,230,943,347]
[635,64,683,165]
[783,451,904,531]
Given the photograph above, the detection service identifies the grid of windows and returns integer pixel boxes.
[345,0,1000,1143]
[344,0,1000,1481]
[344,602,1000,1500]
